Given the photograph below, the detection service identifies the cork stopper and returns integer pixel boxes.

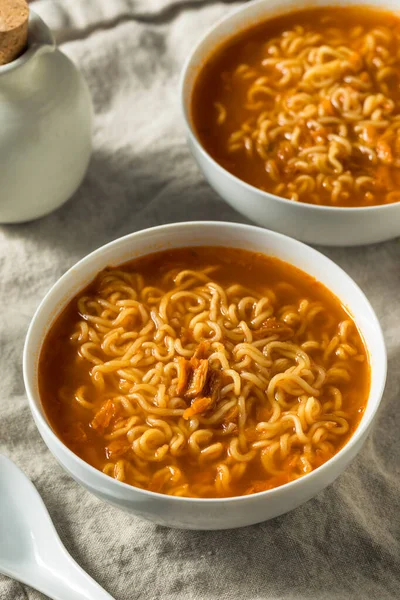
[0,0,29,66]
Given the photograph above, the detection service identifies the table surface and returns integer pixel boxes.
[1,1,399,598]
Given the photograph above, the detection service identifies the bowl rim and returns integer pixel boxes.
[179,0,398,214]
[23,221,387,504]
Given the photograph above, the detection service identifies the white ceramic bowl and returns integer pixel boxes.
[180,0,400,246]
[23,222,386,529]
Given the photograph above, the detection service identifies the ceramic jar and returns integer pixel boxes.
[0,11,92,223]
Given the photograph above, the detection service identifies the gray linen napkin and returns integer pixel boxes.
[1,1,399,598]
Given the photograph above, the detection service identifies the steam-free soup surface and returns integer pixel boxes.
[191,7,400,207]
[39,247,369,497]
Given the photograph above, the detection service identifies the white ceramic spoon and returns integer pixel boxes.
[0,455,115,600]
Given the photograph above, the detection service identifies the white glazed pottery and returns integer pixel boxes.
[0,455,114,600]
[23,222,387,530]
[180,0,400,246]
[0,11,92,223]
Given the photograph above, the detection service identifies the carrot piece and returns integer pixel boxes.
[183,396,213,420]
[364,124,376,145]
[105,438,131,459]
[321,98,335,115]
[253,317,294,340]
[90,399,115,433]
[192,341,210,360]
[185,359,209,399]
[176,357,192,396]
[202,369,221,404]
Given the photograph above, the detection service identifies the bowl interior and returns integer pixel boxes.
[24,222,386,469]
[181,0,400,134]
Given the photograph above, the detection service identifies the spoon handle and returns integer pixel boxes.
[0,455,116,600]
[21,555,116,600]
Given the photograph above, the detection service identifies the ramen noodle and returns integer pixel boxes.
[191,7,400,207]
[39,247,370,498]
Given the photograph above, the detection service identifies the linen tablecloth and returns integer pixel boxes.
[1,1,399,598]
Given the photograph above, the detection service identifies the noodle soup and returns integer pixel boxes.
[191,7,400,207]
[39,247,370,498]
